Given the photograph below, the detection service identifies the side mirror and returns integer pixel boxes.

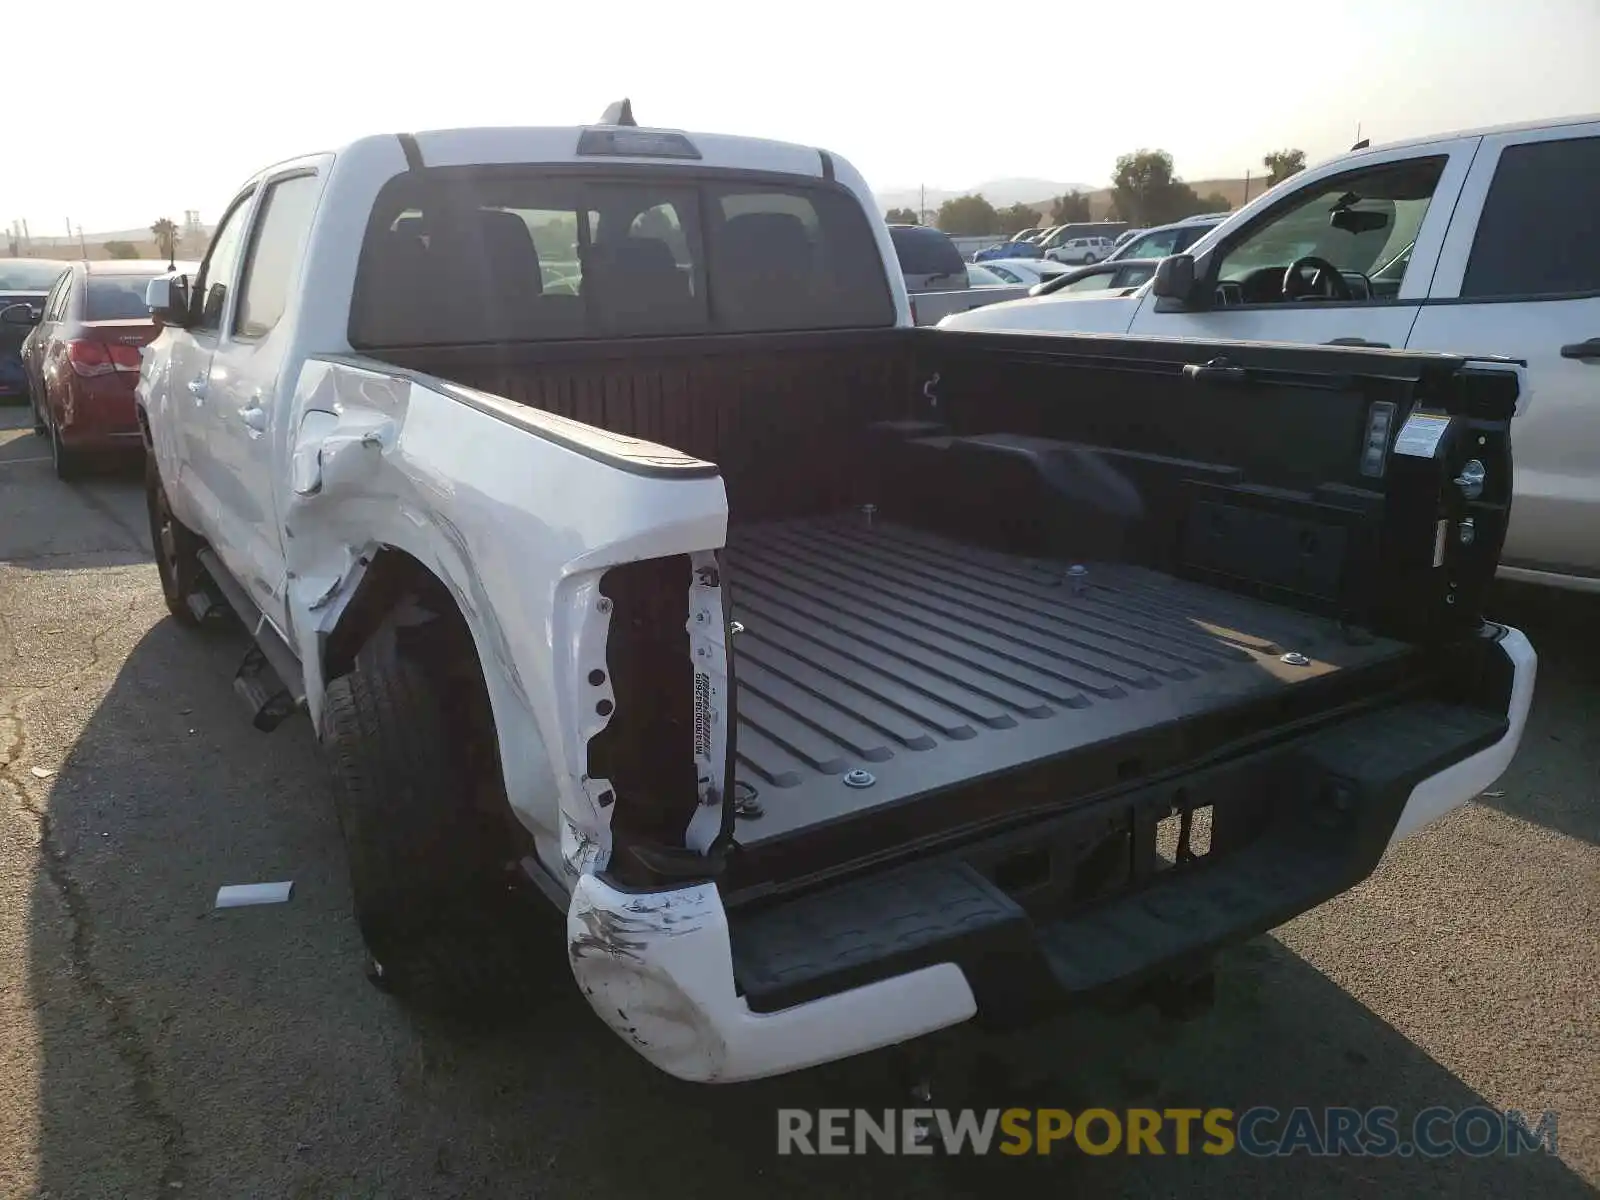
[146,276,190,327]
[1151,253,1196,301]
[0,302,40,327]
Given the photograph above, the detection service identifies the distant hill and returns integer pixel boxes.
[875,178,1096,215]
[9,225,215,262]
[1009,176,1259,224]
[880,175,1263,225]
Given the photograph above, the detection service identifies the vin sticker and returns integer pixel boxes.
[1395,411,1451,459]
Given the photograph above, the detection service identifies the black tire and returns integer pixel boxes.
[28,379,46,437]
[143,455,205,627]
[321,617,550,1014]
[48,415,81,481]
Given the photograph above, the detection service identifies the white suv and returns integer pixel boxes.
[942,113,1600,594]
[1046,235,1114,264]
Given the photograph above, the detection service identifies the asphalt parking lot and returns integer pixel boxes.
[0,404,1595,1199]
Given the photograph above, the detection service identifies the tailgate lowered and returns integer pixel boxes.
[728,696,1507,1019]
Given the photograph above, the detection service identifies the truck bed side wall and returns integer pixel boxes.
[372,331,917,525]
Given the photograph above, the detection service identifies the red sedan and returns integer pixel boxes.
[4,260,192,479]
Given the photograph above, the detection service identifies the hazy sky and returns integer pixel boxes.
[9,0,1599,234]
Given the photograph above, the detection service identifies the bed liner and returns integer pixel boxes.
[725,515,1412,846]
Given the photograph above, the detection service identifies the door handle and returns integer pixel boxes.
[187,375,208,399]
[1182,357,1249,384]
[1559,338,1600,361]
[239,404,268,434]
[1325,337,1391,348]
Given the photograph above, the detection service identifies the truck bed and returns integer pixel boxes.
[726,515,1412,847]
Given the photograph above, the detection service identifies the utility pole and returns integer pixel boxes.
[76,224,87,260]
[1243,170,1251,203]
[919,183,925,226]
[20,219,29,254]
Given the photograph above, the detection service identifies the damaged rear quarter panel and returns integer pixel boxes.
[281,356,728,884]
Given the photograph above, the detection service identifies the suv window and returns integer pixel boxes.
[235,174,320,338]
[193,191,256,331]
[888,225,965,278]
[1461,136,1600,299]
[1119,227,1182,260]
[1215,157,1446,301]
[350,170,895,345]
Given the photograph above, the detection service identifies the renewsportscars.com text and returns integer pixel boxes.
[777,1106,1559,1158]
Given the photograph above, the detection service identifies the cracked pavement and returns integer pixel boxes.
[0,406,1595,1198]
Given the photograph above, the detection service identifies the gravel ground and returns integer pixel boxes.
[0,406,1594,1199]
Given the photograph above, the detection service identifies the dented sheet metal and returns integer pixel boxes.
[280,355,728,885]
[566,874,977,1082]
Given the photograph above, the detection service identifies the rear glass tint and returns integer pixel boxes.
[888,225,965,277]
[350,169,895,346]
[1463,136,1600,298]
[86,275,162,320]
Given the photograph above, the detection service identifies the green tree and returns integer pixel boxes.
[935,194,1000,236]
[1050,190,1092,223]
[1199,191,1232,214]
[104,240,140,260]
[995,202,1039,234]
[1110,150,1176,224]
[1109,150,1224,225]
[884,207,919,225]
[1263,149,1307,187]
[149,217,179,261]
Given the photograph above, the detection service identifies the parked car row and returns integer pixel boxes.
[941,112,1600,593]
[0,258,192,478]
[973,221,1131,265]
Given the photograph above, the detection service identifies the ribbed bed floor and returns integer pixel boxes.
[724,515,1409,845]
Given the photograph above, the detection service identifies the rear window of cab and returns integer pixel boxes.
[349,168,897,346]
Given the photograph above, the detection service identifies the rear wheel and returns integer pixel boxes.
[143,455,205,627]
[28,379,46,437]
[322,613,552,1014]
[48,415,81,481]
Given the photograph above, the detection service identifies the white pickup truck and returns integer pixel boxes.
[943,114,1600,593]
[136,109,1534,1085]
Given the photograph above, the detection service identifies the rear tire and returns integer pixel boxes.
[322,616,551,1015]
[49,416,81,481]
[143,455,205,627]
[28,380,46,437]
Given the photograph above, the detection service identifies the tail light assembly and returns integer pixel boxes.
[66,340,142,377]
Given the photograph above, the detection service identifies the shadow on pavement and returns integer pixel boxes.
[1481,582,1600,847]
[20,521,1595,1197]
[0,448,149,569]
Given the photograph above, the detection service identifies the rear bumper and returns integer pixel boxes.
[568,625,1535,1083]
[59,376,141,447]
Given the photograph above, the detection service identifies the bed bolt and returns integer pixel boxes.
[733,782,764,819]
[861,503,877,529]
[596,598,612,614]
[729,620,745,636]
[1067,563,1088,595]
[1458,517,1476,546]
[1280,651,1311,666]
[843,768,876,789]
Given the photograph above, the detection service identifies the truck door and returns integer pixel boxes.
[170,189,257,545]
[203,168,324,632]
[1127,138,1480,351]
[1408,121,1600,586]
